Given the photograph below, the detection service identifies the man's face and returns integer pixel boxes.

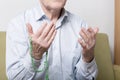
[39,0,67,10]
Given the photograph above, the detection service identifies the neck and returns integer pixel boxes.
[41,4,62,22]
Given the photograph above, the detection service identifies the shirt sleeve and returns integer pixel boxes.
[6,16,45,80]
[75,55,98,80]
[73,17,98,80]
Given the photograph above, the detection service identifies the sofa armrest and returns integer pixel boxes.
[113,65,120,80]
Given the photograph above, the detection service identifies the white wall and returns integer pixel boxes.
[0,0,36,30]
[0,0,114,61]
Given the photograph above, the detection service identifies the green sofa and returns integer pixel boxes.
[0,32,120,80]
[0,32,7,80]
[94,33,120,80]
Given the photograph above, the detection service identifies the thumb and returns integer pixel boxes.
[26,23,33,36]
[94,27,99,34]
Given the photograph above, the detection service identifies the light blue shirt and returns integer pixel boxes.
[6,4,98,80]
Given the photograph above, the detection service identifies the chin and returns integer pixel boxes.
[50,3,65,10]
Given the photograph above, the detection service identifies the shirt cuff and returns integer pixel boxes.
[76,56,98,79]
[23,51,41,73]
[77,57,97,72]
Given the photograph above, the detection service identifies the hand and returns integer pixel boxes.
[78,27,99,63]
[26,22,57,60]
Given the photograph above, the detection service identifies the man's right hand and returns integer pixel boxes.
[26,22,57,60]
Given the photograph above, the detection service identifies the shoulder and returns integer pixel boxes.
[7,7,36,32]
[8,6,37,24]
[7,7,36,39]
[64,10,88,38]
[66,10,88,28]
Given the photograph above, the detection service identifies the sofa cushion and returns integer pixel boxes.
[94,33,114,80]
[0,32,7,80]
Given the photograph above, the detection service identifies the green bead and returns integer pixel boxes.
[29,37,49,79]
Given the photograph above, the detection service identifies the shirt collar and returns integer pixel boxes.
[55,8,68,29]
[34,3,46,21]
[60,8,68,19]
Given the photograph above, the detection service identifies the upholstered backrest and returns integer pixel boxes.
[0,32,7,80]
[94,33,114,80]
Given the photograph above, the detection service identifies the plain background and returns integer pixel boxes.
[0,0,114,62]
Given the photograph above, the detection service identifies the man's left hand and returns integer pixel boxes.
[78,27,99,63]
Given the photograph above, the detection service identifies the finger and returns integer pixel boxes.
[93,27,99,39]
[41,22,54,39]
[35,22,47,38]
[45,25,55,41]
[48,30,57,46]
[94,27,99,34]
[88,27,99,39]
[83,27,93,45]
[79,28,89,43]
[26,23,33,36]
[87,27,95,39]
[78,38,86,48]
[81,27,92,43]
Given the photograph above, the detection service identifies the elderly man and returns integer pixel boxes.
[6,0,98,80]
